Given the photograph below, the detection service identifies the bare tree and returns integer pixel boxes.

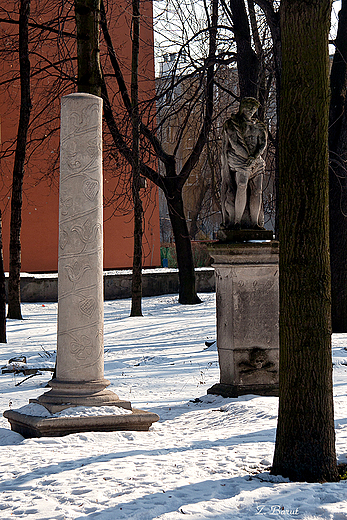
[7,0,32,320]
[1,0,280,308]
[271,0,338,482]
[230,0,259,99]
[100,0,219,304]
[0,211,6,343]
[75,0,102,96]
[329,0,347,332]
[130,0,143,316]
[1,1,76,320]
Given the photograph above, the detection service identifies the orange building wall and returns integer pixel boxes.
[0,0,160,272]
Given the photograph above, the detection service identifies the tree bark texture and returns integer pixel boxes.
[230,0,259,98]
[130,0,143,317]
[164,178,201,304]
[329,0,347,332]
[8,0,31,320]
[75,0,102,97]
[271,0,338,482]
[188,179,209,239]
[0,212,6,343]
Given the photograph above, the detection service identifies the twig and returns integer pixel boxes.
[15,373,37,386]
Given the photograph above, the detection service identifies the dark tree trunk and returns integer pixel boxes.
[130,0,143,317]
[75,0,102,97]
[0,212,6,343]
[8,0,31,320]
[271,0,338,482]
[329,0,347,150]
[230,0,259,98]
[329,0,347,332]
[255,0,281,238]
[102,83,204,306]
[187,177,208,239]
[164,178,201,305]
[100,0,217,305]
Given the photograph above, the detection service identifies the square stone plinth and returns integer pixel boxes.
[208,347,279,397]
[207,241,279,397]
[3,408,159,438]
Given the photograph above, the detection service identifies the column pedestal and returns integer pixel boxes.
[207,239,279,398]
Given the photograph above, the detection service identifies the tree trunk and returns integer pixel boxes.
[230,0,259,98]
[8,0,31,320]
[100,0,216,306]
[75,0,102,96]
[271,0,338,482]
[164,179,201,305]
[101,82,203,305]
[185,170,209,239]
[130,0,143,317]
[0,212,6,343]
[254,0,281,238]
[329,0,347,332]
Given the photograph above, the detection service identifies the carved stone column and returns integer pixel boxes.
[57,96,105,387]
[4,94,159,436]
[207,240,279,397]
[36,93,125,410]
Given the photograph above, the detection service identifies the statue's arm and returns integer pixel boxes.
[249,123,268,161]
[257,124,268,156]
[221,130,230,179]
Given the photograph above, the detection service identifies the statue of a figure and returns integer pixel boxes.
[221,98,268,229]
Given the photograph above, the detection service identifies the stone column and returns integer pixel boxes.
[38,93,128,411]
[207,240,279,397]
[4,93,159,436]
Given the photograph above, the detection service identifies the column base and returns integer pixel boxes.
[3,408,159,438]
[207,382,279,398]
[35,379,131,413]
[3,376,160,437]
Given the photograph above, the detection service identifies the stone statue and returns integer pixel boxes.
[220,98,267,229]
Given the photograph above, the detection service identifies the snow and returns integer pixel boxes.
[5,267,213,279]
[0,293,347,519]
[12,404,133,418]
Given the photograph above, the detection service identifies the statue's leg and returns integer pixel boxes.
[220,179,230,227]
[221,156,232,227]
[249,171,263,227]
[224,188,235,227]
[234,170,249,225]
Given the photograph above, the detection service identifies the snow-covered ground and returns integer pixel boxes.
[0,293,347,520]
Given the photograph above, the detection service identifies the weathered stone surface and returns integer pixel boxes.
[220,98,268,229]
[56,93,105,386]
[207,241,279,397]
[33,389,131,415]
[4,409,159,438]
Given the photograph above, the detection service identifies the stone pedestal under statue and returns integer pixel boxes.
[4,93,158,437]
[207,237,279,398]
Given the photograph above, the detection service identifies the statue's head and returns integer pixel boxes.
[239,97,260,118]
